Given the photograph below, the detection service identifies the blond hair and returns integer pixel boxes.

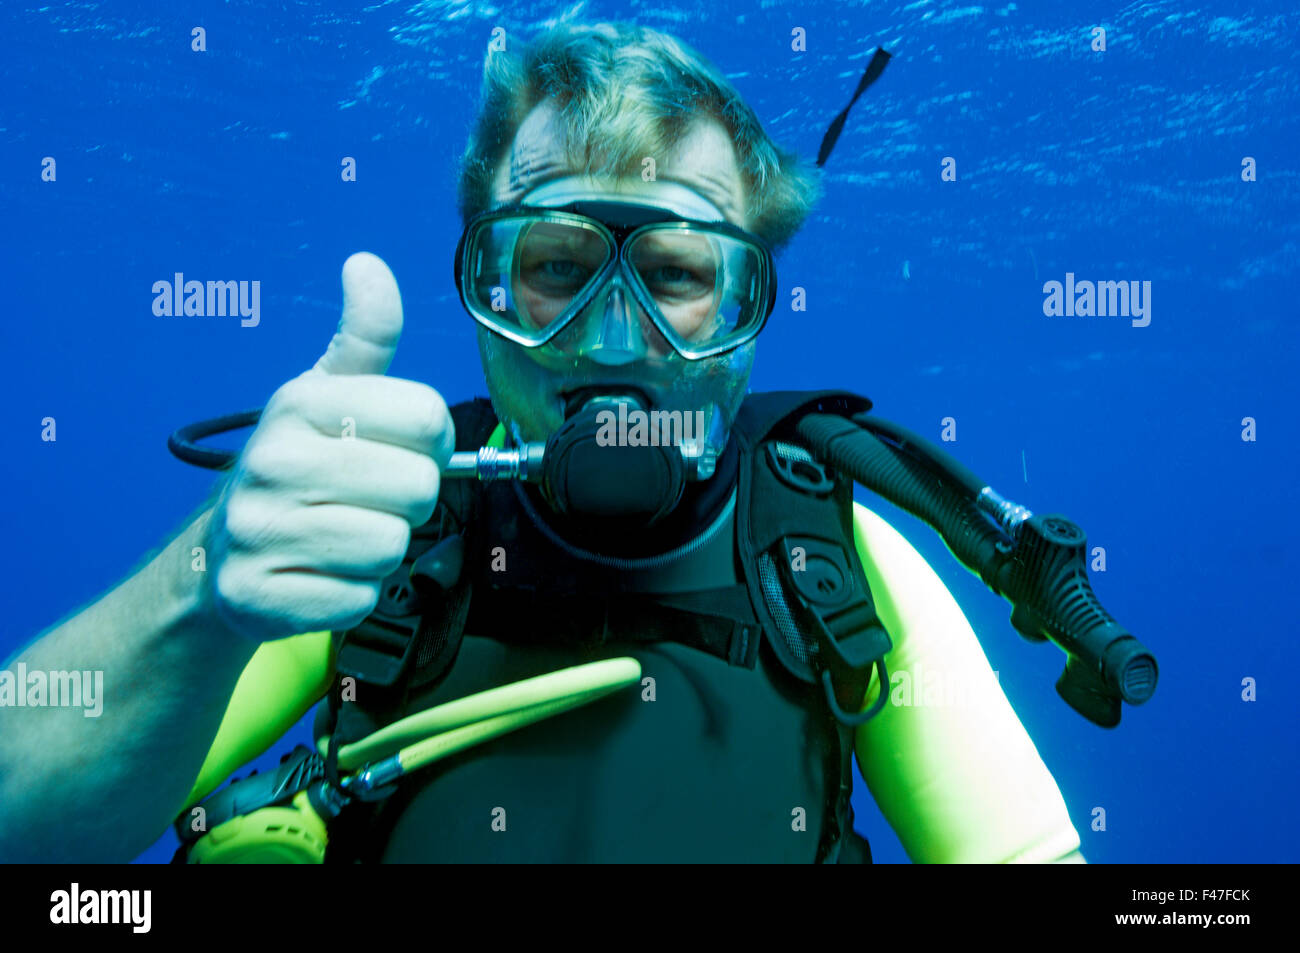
[457,21,822,252]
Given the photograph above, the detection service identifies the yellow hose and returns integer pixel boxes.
[321,657,642,771]
[395,692,619,774]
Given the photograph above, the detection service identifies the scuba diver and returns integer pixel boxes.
[0,22,1155,864]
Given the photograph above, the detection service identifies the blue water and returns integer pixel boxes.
[2,1,1296,864]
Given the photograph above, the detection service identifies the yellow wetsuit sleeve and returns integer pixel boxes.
[180,631,335,811]
[851,503,1082,863]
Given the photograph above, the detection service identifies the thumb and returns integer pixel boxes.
[311,252,404,375]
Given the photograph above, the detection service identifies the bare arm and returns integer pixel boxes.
[0,253,453,862]
[0,506,256,862]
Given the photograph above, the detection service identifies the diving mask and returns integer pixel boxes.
[455,187,776,363]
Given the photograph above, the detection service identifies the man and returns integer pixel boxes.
[0,22,1083,863]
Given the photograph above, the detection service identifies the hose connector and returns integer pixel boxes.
[977,486,1034,538]
[340,756,404,801]
[445,444,546,482]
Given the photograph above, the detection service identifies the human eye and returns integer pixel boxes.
[646,264,693,284]
[522,255,593,293]
[641,260,712,299]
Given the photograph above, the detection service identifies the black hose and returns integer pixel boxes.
[168,409,262,470]
[796,414,1007,581]
[852,413,986,497]
[794,412,1158,727]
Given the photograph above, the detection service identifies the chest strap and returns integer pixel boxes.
[464,584,763,669]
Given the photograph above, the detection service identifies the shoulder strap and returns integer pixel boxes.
[731,389,890,864]
[734,390,874,439]
[732,390,893,726]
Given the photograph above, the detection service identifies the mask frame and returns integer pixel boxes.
[455,200,777,362]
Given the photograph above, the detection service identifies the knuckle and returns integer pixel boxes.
[411,455,441,509]
[430,390,455,458]
[213,562,252,612]
[235,437,273,482]
[339,582,382,626]
[380,518,412,562]
[360,515,409,573]
[358,583,382,619]
[222,497,274,549]
[238,436,298,486]
[413,388,451,448]
[267,375,316,419]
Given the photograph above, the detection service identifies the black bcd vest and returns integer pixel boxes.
[324,390,893,863]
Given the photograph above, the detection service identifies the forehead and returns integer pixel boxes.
[491,100,749,228]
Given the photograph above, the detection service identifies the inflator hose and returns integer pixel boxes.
[795,414,1006,579]
[793,412,1157,727]
[852,413,987,497]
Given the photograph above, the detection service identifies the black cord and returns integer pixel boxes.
[168,409,263,469]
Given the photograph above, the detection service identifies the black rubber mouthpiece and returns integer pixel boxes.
[542,396,686,526]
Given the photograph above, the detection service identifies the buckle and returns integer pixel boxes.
[766,443,835,497]
[779,535,892,725]
[335,615,422,689]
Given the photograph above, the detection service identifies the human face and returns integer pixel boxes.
[476,100,758,448]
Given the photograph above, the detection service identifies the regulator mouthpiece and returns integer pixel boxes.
[540,393,686,526]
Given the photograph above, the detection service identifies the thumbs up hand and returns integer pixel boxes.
[205,253,455,643]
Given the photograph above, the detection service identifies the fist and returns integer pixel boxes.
[205,252,455,643]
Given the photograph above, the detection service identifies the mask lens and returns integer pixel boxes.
[463,213,613,343]
[626,226,769,357]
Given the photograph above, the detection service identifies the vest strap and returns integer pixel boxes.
[732,391,892,723]
[464,585,763,670]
